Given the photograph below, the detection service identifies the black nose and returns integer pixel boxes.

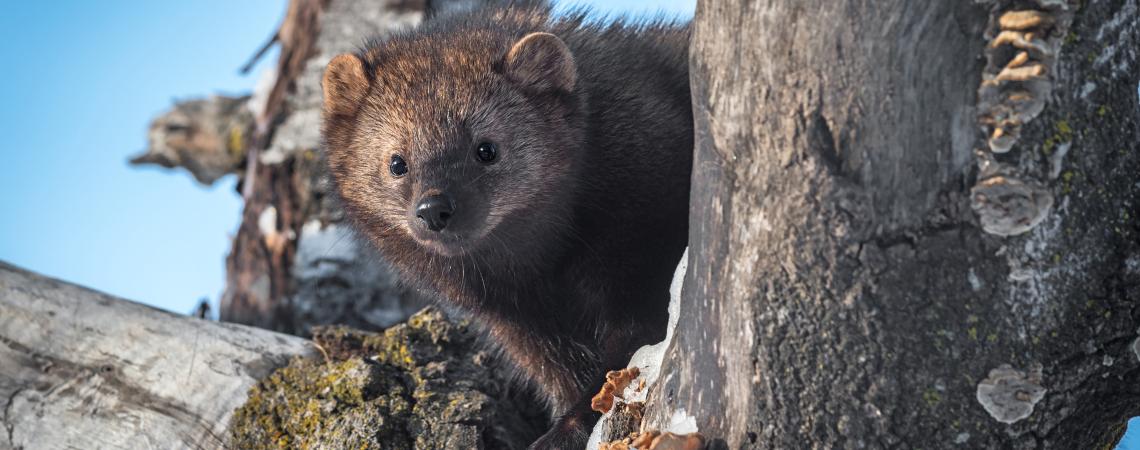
[416,194,454,232]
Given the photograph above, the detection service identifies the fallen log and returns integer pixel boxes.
[0,261,314,449]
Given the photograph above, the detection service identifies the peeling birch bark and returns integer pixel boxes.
[0,262,314,449]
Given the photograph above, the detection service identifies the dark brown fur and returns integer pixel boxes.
[322,7,691,448]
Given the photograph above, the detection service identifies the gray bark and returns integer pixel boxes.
[0,262,314,450]
[644,0,1140,449]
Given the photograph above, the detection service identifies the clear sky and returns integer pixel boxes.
[0,1,1135,447]
[0,0,283,314]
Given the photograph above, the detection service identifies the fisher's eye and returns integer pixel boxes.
[390,155,408,177]
[475,142,497,163]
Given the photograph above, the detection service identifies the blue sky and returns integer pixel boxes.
[1126,418,1140,450]
[0,1,282,314]
[0,1,1135,447]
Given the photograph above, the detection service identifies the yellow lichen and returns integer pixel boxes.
[923,389,943,407]
[228,126,245,155]
[228,307,536,449]
[1061,170,1077,195]
[1056,120,1072,137]
[1044,119,1075,156]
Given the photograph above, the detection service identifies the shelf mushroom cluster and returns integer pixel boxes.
[970,1,1074,237]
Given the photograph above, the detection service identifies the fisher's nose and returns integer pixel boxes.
[415,194,454,232]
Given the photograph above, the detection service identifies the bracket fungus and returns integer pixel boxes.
[975,364,1047,424]
[978,3,1068,155]
[970,175,1054,236]
[972,1,1075,236]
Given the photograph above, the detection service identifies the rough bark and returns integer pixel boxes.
[643,1,1139,449]
[0,262,314,449]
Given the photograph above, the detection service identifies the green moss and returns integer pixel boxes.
[229,307,544,449]
[229,355,413,450]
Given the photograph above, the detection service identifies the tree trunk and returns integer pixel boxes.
[220,0,430,335]
[643,0,1140,448]
[0,262,314,449]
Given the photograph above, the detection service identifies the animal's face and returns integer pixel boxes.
[322,32,582,257]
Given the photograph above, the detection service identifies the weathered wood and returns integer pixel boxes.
[0,261,314,450]
[643,0,1139,448]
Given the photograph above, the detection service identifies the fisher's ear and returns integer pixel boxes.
[322,53,370,116]
[502,32,576,94]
